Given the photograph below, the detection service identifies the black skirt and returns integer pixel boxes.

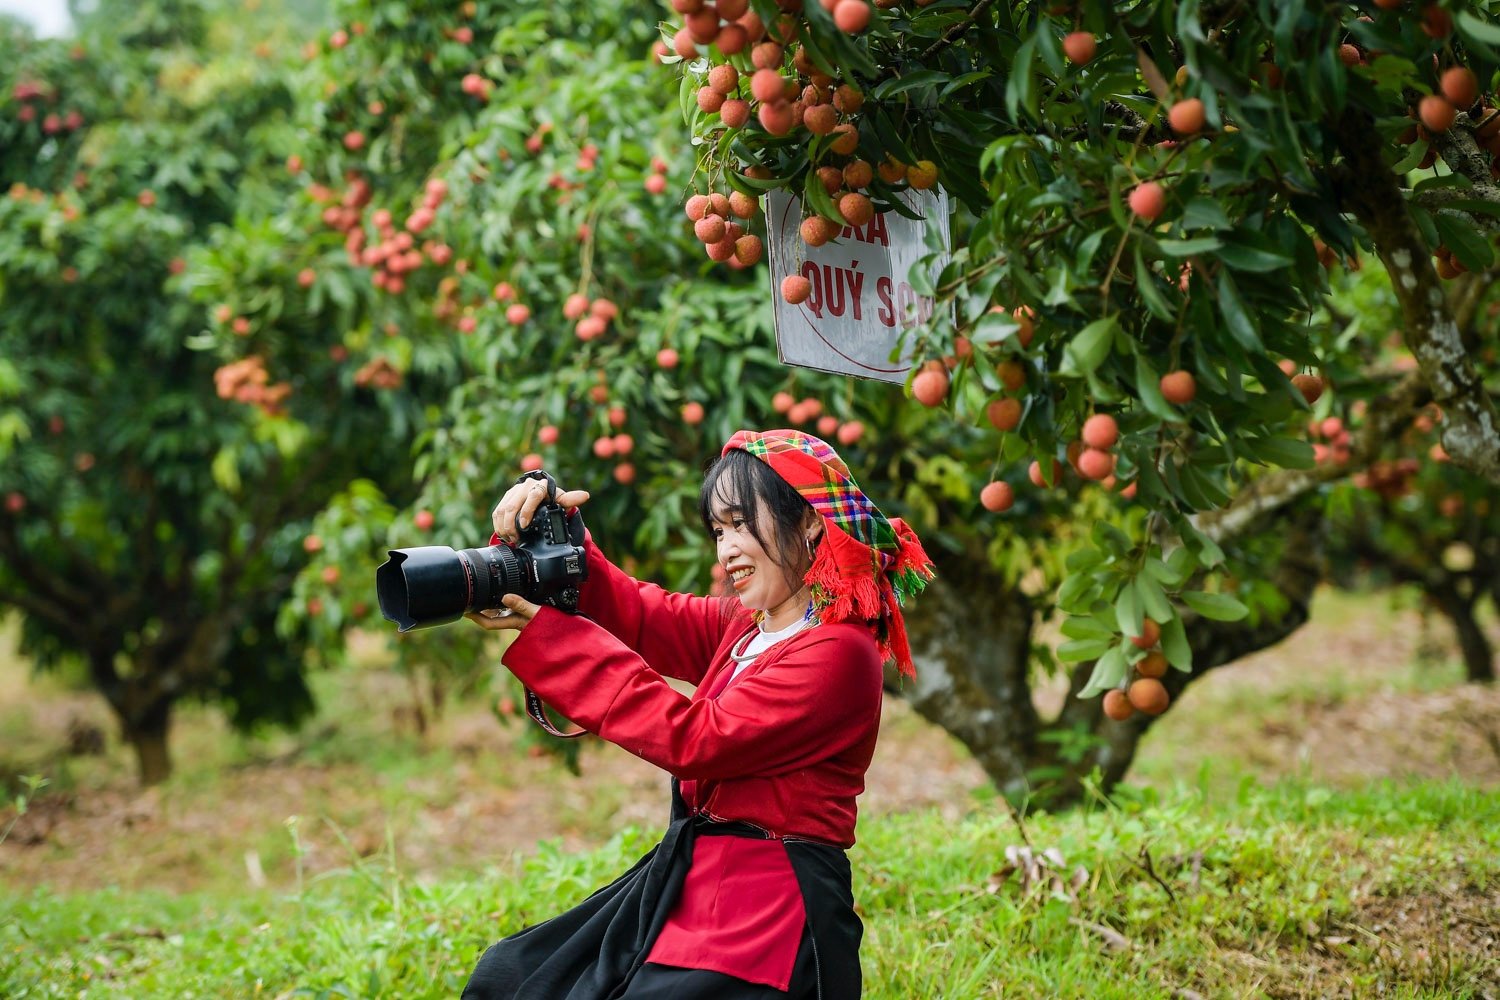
[461,788,862,999]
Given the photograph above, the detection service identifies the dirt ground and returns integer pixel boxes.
[2,589,1497,895]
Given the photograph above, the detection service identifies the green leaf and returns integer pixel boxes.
[1237,436,1316,469]
[1091,518,1133,557]
[1160,612,1192,671]
[1412,173,1472,193]
[1004,36,1036,122]
[1181,590,1249,621]
[211,447,241,493]
[1435,212,1496,272]
[1134,352,1184,422]
[1156,237,1223,256]
[1214,239,1294,273]
[1179,518,1226,567]
[1078,645,1128,698]
[1136,573,1174,625]
[1060,614,1117,640]
[1457,11,1500,45]
[1065,546,1106,572]
[941,70,993,97]
[1442,198,1500,219]
[872,70,951,99]
[1058,571,1095,613]
[1180,197,1232,230]
[1060,316,1118,376]
[1058,637,1114,662]
[1115,580,1144,638]
[1164,545,1197,583]
[1215,271,1263,351]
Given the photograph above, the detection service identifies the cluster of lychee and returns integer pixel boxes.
[353,355,403,391]
[669,0,873,65]
[214,356,292,415]
[771,391,865,444]
[644,156,671,195]
[685,190,764,267]
[306,173,458,297]
[11,78,86,133]
[563,294,621,342]
[668,0,939,284]
[1398,63,1498,176]
[212,303,255,337]
[1103,620,1172,721]
[1307,414,1353,467]
[1350,457,1421,501]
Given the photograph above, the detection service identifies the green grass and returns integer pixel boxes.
[4,779,1497,999]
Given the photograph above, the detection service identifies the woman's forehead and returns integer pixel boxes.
[708,481,753,522]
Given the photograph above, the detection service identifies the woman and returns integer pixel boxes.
[462,429,934,999]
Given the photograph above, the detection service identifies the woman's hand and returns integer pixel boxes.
[491,477,590,543]
[465,594,541,633]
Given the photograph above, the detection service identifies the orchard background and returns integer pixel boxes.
[1,0,1499,996]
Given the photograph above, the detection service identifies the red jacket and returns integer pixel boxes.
[501,531,885,848]
[498,531,884,989]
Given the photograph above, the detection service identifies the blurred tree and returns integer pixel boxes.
[0,0,429,783]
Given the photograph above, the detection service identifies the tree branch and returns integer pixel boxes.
[1192,370,1431,544]
[1335,109,1500,485]
[917,0,998,62]
[1410,189,1500,240]
[1428,111,1500,222]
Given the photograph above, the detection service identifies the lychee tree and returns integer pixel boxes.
[219,0,1500,805]
[170,0,1278,804]
[0,0,439,784]
[632,0,1500,796]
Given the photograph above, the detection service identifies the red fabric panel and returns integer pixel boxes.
[645,837,806,991]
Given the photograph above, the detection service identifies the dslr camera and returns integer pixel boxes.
[376,471,588,631]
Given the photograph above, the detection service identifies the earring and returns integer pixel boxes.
[806,534,819,561]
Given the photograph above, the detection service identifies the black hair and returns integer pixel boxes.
[699,448,817,588]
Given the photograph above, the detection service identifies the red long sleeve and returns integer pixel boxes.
[491,528,729,685]
[503,610,881,782]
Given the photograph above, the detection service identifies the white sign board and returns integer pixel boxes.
[767,188,950,384]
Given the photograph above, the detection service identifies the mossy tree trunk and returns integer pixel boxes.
[892,516,1324,810]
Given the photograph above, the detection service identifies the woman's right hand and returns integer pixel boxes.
[491,475,590,543]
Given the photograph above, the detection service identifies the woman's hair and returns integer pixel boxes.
[699,448,816,587]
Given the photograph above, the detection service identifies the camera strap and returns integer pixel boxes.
[524,687,589,739]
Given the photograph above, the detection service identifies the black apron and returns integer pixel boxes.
[461,785,862,999]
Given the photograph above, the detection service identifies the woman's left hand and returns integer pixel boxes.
[465,594,542,633]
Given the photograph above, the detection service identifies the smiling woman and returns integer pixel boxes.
[463,428,935,999]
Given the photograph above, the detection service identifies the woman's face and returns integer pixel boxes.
[709,494,803,615]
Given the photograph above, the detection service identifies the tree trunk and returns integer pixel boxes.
[898,513,1325,810]
[1429,584,1496,684]
[125,697,173,785]
[893,554,1039,798]
[90,647,178,786]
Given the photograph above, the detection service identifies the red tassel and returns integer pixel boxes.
[805,520,926,679]
[888,517,937,588]
[806,522,884,623]
[886,603,917,681]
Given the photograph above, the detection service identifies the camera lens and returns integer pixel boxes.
[462,544,531,612]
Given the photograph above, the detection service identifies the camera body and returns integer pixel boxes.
[375,472,588,632]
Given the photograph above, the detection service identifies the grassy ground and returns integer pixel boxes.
[3,780,1496,998]
[2,587,1498,997]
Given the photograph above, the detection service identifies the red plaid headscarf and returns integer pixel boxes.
[722,429,936,678]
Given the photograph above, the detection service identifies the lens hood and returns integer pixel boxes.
[376,545,473,631]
